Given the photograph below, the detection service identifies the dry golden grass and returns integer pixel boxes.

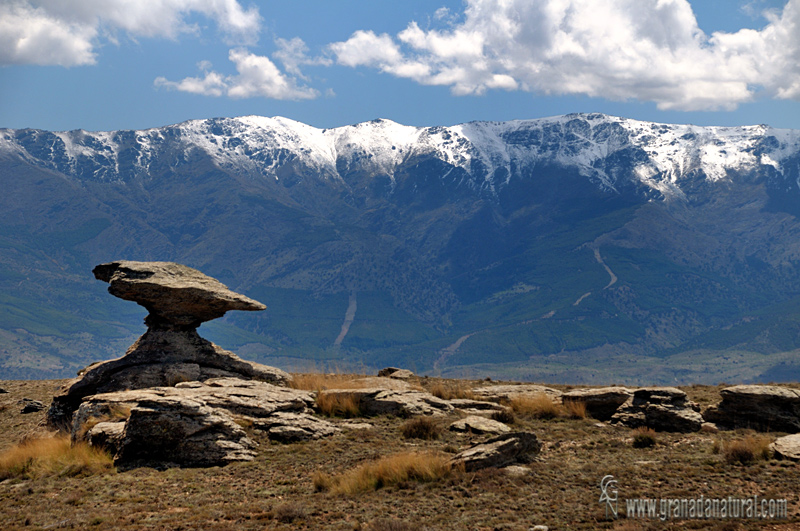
[75,404,131,440]
[401,417,441,440]
[631,426,658,448]
[0,435,113,480]
[562,399,587,419]
[289,372,369,391]
[425,380,475,400]
[509,393,562,419]
[317,451,459,495]
[316,391,362,418]
[721,434,773,464]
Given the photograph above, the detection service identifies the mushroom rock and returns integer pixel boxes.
[47,261,290,430]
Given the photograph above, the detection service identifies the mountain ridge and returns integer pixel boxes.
[2,113,800,384]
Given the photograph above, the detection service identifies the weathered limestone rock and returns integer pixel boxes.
[451,432,541,472]
[449,415,511,435]
[350,377,415,391]
[471,385,562,403]
[447,398,508,414]
[47,261,290,429]
[318,388,453,417]
[610,387,703,432]
[92,261,266,329]
[771,434,800,461]
[72,378,338,467]
[561,387,631,421]
[702,385,800,433]
[377,367,415,380]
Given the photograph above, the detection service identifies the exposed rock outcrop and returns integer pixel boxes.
[771,434,800,461]
[19,398,45,414]
[73,378,338,467]
[610,387,703,432]
[451,432,541,471]
[702,385,800,433]
[449,415,511,435]
[47,261,290,429]
[561,387,631,421]
[471,385,562,403]
[377,367,415,380]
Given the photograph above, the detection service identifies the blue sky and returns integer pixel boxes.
[1,0,798,132]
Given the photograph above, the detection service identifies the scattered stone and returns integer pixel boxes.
[503,465,531,477]
[19,398,45,414]
[610,387,703,432]
[771,434,800,461]
[561,387,631,421]
[471,384,562,403]
[318,388,453,417]
[71,378,338,468]
[377,367,414,380]
[47,261,291,430]
[0,387,7,394]
[450,432,541,472]
[529,526,549,531]
[702,385,800,433]
[700,422,719,433]
[449,415,511,435]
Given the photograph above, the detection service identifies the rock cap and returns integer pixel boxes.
[93,260,265,328]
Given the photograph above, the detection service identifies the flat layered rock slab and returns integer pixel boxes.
[449,415,511,435]
[703,385,800,433]
[611,387,702,432]
[451,432,541,472]
[471,385,562,403]
[561,387,631,421]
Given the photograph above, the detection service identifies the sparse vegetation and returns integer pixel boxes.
[290,372,370,391]
[401,417,441,440]
[0,435,113,480]
[425,380,475,400]
[631,427,658,448]
[318,451,459,495]
[509,393,562,419]
[562,399,588,419]
[721,434,773,464]
[490,408,516,424]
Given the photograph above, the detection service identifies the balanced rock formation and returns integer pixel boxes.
[451,432,541,472]
[73,378,338,468]
[47,261,290,429]
[702,385,800,432]
[610,387,703,432]
[561,387,631,421]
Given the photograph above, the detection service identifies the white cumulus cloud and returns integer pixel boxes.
[328,0,800,111]
[0,0,261,66]
[155,48,319,100]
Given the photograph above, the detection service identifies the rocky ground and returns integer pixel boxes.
[1,376,800,531]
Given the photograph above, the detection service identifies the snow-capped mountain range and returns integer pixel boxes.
[3,113,799,201]
[3,113,800,384]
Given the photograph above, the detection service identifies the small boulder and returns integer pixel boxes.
[449,415,511,435]
[451,432,541,472]
[19,398,45,414]
[702,385,800,433]
[771,434,800,461]
[561,387,631,421]
[0,387,8,394]
[377,367,414,380]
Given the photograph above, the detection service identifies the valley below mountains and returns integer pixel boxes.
[2,113,800,384]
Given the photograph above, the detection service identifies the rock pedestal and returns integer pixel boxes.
[47,261,290,429]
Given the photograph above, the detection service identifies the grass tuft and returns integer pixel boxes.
[722,435,773,465]
[316,392,362,418]
[401,417,441,440]
[426,380,475,400]
[318,451,459,495]
[271,501,307,523]
[562,399,588,419]
[632,427,658,448]
[0,435,113,480]
[510,393,562,419]
[290,372,368,391]
[490,408,516,424]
